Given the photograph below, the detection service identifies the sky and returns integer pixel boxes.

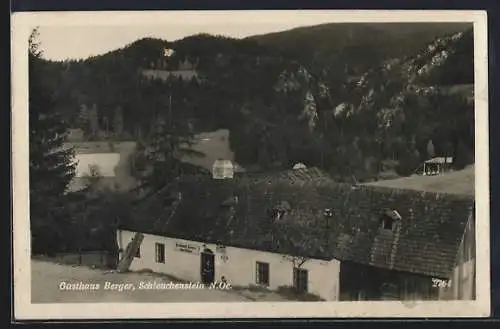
[38,25,295,61]
[37,14,339,61]
[33,10,478,61]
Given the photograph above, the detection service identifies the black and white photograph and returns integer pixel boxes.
[12,10,490,319]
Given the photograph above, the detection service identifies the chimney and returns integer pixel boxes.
[212,159,234,180]
[292,162,307,170]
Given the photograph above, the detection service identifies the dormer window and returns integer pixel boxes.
[212,159,234,179]
[380,209,402,231]
[271,200,291,222]
[221,196,238,207]
[274,209,286,221]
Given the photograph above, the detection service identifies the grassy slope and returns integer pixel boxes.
[179,129,235,170]
[364,165,475,196]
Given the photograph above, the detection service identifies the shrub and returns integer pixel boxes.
[276,285,325,301]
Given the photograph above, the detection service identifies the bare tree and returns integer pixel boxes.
[427,139,436,158]
[83,164,102,191]
[271,210,324,269]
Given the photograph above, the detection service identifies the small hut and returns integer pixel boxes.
[212,159,235,179]
[423,157,453,176]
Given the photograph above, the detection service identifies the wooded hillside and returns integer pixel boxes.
[40,23,474,181]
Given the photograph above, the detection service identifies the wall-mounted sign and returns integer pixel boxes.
[174,242,200,254]
[216,245,226,253]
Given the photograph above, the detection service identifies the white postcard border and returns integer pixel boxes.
[11,10,490,320]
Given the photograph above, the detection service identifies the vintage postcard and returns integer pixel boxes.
[12,10,490,320]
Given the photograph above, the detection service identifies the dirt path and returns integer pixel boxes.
[31,260,286,303]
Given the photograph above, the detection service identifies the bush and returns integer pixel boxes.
[276,285,325,301]
[247,284,272,293]
[231,284,271,293]
[377,170,400,181]
[395,162,415,177]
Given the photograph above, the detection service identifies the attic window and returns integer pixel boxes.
[221,196,238,207]
[274,209,286,221]
[380,209,402,231]
[272,200,291,221]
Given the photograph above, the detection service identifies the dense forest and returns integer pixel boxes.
[30,23,475,256]
[40,23,474,182]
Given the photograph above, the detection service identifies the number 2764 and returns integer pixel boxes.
[432,278,452,288]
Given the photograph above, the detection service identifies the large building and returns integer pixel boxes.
[64,141,138,192]
[116,166,475,301]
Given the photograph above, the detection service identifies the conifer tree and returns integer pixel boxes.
[113,106,124,137]
[76,104,89,133]
[29,28,76,255]
[427,139,436,159]
[88,104,99,138]
[141,116,202,192]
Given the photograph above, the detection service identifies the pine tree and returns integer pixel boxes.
[88,104,99,138]
[427,139,436,159]
[142,117,188,192]
[29,28,76,255]
[76,104,89,133]
[113,106,124,137]
[140,93,205,192]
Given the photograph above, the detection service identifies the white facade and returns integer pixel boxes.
[212,159,235,179]
[74,153,120,177]
[292,163,307,170]
[64,141,139,192]
[117,229,341,301]
[438,213,476,300]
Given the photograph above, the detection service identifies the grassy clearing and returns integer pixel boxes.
[364,165,474,196]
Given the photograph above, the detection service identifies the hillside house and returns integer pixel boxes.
[423,157,453,176]
[116,166,475,301]
[64,141,138,192]
[178,129,245,173]
[140,58,199,82]
[66,128,85,142]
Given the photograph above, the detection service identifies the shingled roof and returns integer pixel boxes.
[119,168,474,279]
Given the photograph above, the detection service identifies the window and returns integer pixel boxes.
[271,201,291,222]
[293,268,308,293]
[134,245,141,258]
[381,216,394,230]
[256,262,270,286]
[155,243,165,263]
[380,209,402,231]
[274,209,286,221]
[213,167,224,177]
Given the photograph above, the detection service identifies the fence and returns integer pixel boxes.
[53,250,117,269]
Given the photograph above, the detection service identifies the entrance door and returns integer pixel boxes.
[200,249,215,285]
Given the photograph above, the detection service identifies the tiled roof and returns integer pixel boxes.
[365,165,474,196]
[120,168,474,279]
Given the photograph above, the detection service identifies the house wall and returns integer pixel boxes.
[74,153,121,177]
[140,69,198,82]
[439,212,476,300]
[338,261,440,301]
[117,229,341,301]
[64,141,138,192]
[338,212,476,301]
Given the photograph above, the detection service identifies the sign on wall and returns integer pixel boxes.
[174,242,200,254]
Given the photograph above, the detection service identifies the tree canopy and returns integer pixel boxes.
[39,24,474,183]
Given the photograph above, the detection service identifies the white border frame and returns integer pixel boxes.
[11,10,490,320]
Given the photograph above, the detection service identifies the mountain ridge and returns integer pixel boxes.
[38,22,475,181]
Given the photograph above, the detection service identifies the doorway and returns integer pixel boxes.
[200,248,215,284]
